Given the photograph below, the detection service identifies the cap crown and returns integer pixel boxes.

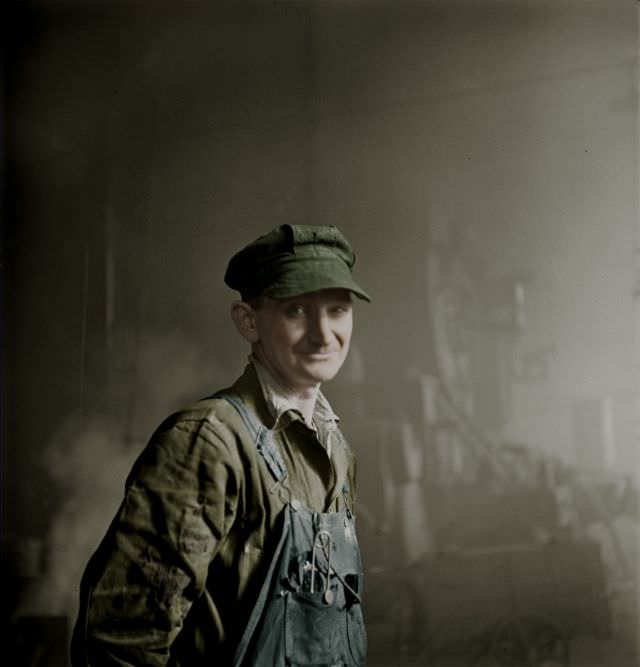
[224,224,370,302]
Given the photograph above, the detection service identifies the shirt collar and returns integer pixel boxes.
[249,354,339,432]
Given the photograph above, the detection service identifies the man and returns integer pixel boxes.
[71,224,371,666]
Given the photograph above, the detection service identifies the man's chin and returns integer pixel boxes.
[301,361,343,383]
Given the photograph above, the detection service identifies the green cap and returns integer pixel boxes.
[224,224,371,302]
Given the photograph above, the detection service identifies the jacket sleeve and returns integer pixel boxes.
[73,415,239,667]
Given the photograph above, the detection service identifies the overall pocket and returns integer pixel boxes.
[285,586,344,666]
[346,602,367,666]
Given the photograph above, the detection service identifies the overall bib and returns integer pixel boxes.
[217,394,367,667]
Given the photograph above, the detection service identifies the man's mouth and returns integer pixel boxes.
[303,351,336,360]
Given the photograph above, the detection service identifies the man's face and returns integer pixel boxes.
[251,288,354,393]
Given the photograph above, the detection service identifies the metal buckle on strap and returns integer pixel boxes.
[268,478,293,507]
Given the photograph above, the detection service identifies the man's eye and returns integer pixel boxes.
[285,304,306,317]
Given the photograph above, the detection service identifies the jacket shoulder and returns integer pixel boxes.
[152,395,251,446]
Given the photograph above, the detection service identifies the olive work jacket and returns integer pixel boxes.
[71,364,357,666]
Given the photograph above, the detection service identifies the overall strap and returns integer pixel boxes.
[332,429,352,505]
[213,392,288,484]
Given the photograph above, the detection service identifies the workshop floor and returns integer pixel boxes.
[368,636,638,667]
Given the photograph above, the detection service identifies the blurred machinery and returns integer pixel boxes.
[347,220,638,666]
[350,380,637,667]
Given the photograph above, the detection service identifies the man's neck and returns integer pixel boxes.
[251,352,320,425]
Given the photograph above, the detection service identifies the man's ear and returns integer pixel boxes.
[231,301,259,343]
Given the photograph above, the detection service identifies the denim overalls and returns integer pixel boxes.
[217,394,367,667]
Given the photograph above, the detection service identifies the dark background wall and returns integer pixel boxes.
[3,1,638,665]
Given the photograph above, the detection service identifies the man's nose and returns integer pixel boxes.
[307,311,332,345]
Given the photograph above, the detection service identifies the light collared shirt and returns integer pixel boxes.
[249,354,340,457]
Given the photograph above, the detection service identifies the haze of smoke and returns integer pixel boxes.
[16,415,135,623]
[18,328,219,626]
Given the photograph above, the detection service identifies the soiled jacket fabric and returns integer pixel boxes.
[71,363,357,666]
